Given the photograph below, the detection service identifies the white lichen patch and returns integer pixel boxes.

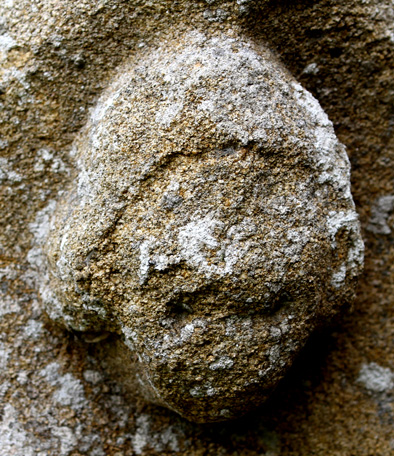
[155,102,184,128]
[180,322,196,342]
[0,405,37,456]
[190,383,217,398]
[0,138,9,150]
[33,148,67,174]
[209,356,234,370]
[203,8,229,22]
[291,81,330,127]
[367,195,394,235]
[0,67,30,94]
[23,319,44,339]
[0,33,16,61]
[326,210,364,279]
[331,262,347,288]
[83,370,103,385]
[27,199,58,302]
[131,414,180,455]
[292,81,352,202]
[139,238,153,284]
[53,375,86,409]
[40,362,86,410]
[28,200,57,246]
[0,294,21,316]
[144,319,208,363]
[358,362,394,393]
[0,381,10,399]
[178,213,224,277]
[302,62,319,75]
[0,341,11,369]
[373,0,394,43]
[131,415,151,455]
[16,371,29,385]
[0,265,18,281]
[0,157,22,183]
[269,346,281,365]
[51,426,77,456]
[137,215,257,283]
[175,214,258,279]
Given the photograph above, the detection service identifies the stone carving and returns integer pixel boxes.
[38,30,364,422]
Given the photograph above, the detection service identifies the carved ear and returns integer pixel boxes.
[40,30,363,422]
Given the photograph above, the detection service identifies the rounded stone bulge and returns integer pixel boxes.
[40,30,364,422]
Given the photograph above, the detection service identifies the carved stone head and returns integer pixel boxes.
[40,31,363,422]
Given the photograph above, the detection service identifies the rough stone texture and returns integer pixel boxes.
[0,0,393,453]
[36,30,363,422]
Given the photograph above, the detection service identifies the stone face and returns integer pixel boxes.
[37,31,364,422]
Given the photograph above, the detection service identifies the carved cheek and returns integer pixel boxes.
[41,31,363,422]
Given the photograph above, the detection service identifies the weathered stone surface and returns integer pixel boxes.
[2,0,394,452]
[37,31,363,422]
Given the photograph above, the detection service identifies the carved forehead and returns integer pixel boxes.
[74,31,348,210]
